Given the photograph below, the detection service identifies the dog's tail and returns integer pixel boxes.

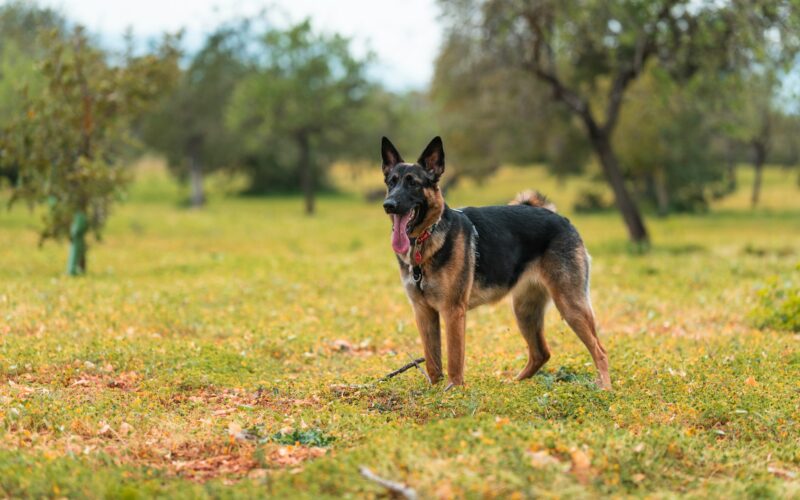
[509,190,557,212]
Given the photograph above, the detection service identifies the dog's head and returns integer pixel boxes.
[380,136,446,254]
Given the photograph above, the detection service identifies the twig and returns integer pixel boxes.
[406,353,432,385]
[378,357,425,382]
[330,356,428,394]
[359,466,417,500]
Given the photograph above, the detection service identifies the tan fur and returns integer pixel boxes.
[468,282,507,309]
[409,186,444,238]
[511,281,551,380]
[412,302,442,383]
[406,225,473,386]
[510,190,557,212]
[535,247,610,389]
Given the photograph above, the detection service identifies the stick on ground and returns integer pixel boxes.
[378,357,425,382]
[359,466,418,500]
[406,353,432,385]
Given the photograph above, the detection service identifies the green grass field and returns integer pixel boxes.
[1,161,799,498]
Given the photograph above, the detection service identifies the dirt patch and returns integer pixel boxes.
[169,386,322,415]
[129,437,328,482]
[3,362,141,393]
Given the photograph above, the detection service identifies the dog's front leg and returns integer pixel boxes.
[443,304,467,387]
[412,302,442,384]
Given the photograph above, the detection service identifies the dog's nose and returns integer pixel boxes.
[383,199,398,213]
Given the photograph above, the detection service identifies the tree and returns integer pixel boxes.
[439,0,797,245]
[227,20,373,214]
[0,27,179,275]
[742,72,778,208]
[433,24,553,181]
[706,2,800,208]
[142,23,251,207]
[614,68,726,215]
[0,2,66,185]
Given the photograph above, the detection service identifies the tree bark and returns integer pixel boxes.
[189,153,205,208]
[520,23,651,246]
[587,127,649,245]
[298,132,314,215]
[725,139,737,193]
[751,141,767,208]
[186,135,206,208]
[652,170,670,217]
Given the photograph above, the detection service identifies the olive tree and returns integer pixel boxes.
[1,27,179,274]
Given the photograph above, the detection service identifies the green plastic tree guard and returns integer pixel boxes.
[67,211,88,276]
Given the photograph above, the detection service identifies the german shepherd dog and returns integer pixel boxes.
[381,136,610,390]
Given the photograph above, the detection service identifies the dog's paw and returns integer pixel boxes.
[443,380,463,392]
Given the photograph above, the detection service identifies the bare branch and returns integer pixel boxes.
[603,2,677,134]
[519,7,599,134]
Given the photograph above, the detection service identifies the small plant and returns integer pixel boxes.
[750,271,800,332]
[241,425,335,447]
[536,366,594,389]
[270,428,334,447]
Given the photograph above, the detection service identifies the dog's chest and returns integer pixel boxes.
[401,264,447,305]
[400,237,476,307]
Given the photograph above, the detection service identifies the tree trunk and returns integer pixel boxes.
[590,132,649,245]
[189,153,205,208]
[725,139,737,193]
[653,170,670,217]
[751,141,766,208]
[298,132,314,215]
[67,211,88,276]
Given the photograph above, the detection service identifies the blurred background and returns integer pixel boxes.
[0,0,798,271]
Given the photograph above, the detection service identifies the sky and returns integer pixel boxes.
[33,0,443,90]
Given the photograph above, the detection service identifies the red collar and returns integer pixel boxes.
[412,224,436,264]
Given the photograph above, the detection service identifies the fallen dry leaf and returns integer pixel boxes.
[570,449,592,484]
[118,422,133,437]
[527,450,561,469]
[227,422,242,437]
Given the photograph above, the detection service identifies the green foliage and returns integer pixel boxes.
[573,187,614,213]
[141,21,250,205]
[616,69,727,213]
[270,429,334,447]
[0,27,179,246]
[227,19,374,204]
[0,2,64,119]
[432,28,555,179]
[751,270,800,332]
[0,2,66,186]
[435,0,800,232]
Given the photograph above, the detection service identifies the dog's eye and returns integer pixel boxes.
[388,175,399,185]
[405,176,417,187]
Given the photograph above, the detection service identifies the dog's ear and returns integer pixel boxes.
[381,137,403,176]
[418,136,445,181]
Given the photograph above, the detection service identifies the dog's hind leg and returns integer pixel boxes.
[511,282,551,380]
[541,249,611,390]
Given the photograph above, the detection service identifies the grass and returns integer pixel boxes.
[1,159,799,498]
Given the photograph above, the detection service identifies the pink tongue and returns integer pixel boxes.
[391,213,412,254]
